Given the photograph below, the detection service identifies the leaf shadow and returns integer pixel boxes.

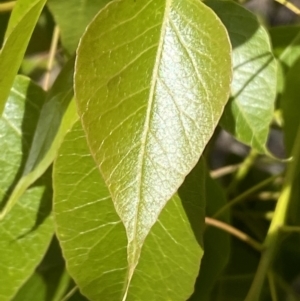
[178,158,206,248]
[15,168,53,240]
[0,79,46,211]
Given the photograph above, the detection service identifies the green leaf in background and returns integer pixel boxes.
[189,173,230,301]
[75,0,231,274]
[206,0,277,153]
[281,58,300,226]
[53,121,204,301]
[0,59,77,219]
[0,0,47,115]
[270,25,300,71]
[47,0,111,54]
[0,75,53,301]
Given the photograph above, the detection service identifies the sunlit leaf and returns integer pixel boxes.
[75,0,231,273]
[207,0,277,153]
[53,121,204,301]
[0,60,77,219]
[0,0,47,115]
[0,76,53,301]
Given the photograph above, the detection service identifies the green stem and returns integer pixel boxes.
[280,225,300,233]
[0,1,15,12]
[213,174,279,219]
[227,149,258,194]
[245,125,300,301]
[268,272,278,301]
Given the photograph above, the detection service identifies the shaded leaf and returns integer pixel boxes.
[189,172,230,301]
[75,0,231,274]
[281,58,300,225]
[53,121,204,301]
[0,0,47,115]
[0,59,77,218]
[12,273,47,301]
[270,25,300,70]
[47,0,111,54]
[0,77,53,301]
[207,0,277,153]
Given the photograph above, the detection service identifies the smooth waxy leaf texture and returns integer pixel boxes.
[0,76,53,301]
[75,0,231,272]
[207,0,277,153]
[47,0,111,54]
[53,121,204,301]
[0,60,77,219]
[0,0,47,115]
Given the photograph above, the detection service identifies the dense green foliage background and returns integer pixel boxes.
[0,0,300,300]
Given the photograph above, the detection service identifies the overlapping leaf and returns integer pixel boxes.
[0,76,53,301]
[189,174,230,301]
[207,0,277,153]
[0,60,77,219]
[270,25,300,70]
[75,0,231,273]
[47,0,112,54]
[53,121,204,301]
[0,0,47,115]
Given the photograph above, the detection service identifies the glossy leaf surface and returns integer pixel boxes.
[47,0,111,54]
[0,0,47,115]
[207,0,277,153]
[75,0,231,272]
[53,121,204,301]
[0,77,53,301]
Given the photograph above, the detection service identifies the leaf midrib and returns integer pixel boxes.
[130,0,173,268]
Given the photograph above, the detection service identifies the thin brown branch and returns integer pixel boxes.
[205,217,263,252]
[0,1,15,13]
[210,163,241,179]
[43,26,60,90]
[275,0,300,15]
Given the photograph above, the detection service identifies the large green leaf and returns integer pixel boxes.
[0,60,77,219]
[0,0,47,115]
[206,0,277,153]
[47,0,111,54]
[0,76,53,301]
[53,121,204,301]
[75,0,231,273]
